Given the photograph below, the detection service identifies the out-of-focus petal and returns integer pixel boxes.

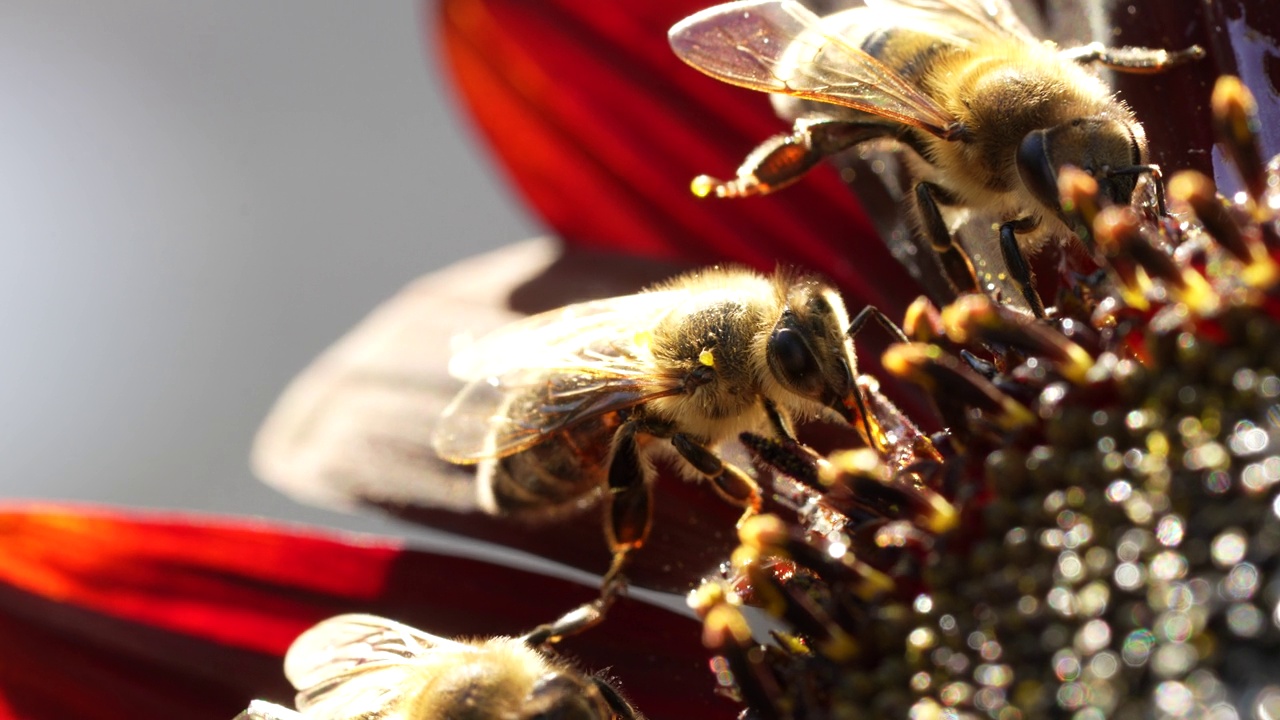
[1097,0,1280,175]
[0,504,732,720]
[435,0,920,313]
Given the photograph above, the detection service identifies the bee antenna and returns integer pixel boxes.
[846,306,909,345]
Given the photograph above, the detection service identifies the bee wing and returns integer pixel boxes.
[283,614,469,720]
[446,289,692,382]
[433,353,683,463]
[669,0,958,137]
[865,0,1039,44]
[435,287,695,463]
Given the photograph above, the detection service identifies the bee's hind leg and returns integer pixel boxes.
[521,585,620,646]
[692,119,887,199]
[1060,42,1204,73]
[519,546,634,647]
[606,419,656,552]
[522,421,657,647]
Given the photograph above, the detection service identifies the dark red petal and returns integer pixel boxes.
[0,504,733,720]
[435,0,920,313]
[1101,0,1280,174]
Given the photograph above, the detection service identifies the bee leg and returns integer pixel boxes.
[670,433,761,516]
[692,120,886,199]
[1060,42,1205,73]
[606,419,654,552]
[999,219,1048,318]
[522,549,633,646]
[514,420,670,645]
[512,421,654,647]
[913,182,981,295]
[522,590,617,646]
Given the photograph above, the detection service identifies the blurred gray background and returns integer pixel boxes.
[0,2,538,537]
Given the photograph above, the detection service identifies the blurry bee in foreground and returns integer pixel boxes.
[432,267,888,588]
[234,614,642,720]
[669,0,1203,317]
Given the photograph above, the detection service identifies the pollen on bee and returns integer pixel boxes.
[699,349,716,367]
[634,330,654,350]
[690,175,717,198]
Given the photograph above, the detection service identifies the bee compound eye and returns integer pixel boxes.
[527,674,601,720]
[769,326,821,392]
[1016,128,1062,212]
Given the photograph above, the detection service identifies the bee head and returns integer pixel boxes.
[767,279,858,422]
[522,672,614,720]
[1017,116,1149,214]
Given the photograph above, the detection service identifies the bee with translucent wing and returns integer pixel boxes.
[233,613,642,720]
[669,0,1202,317]
[433,267,886,594]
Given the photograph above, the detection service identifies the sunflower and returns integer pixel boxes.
[1,1,1276,718]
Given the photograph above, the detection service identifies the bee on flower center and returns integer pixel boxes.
[669,0,1202,317]
[433,267,890,595]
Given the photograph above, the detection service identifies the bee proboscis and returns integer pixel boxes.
[669,0,1202,316]
[233,613,642,720]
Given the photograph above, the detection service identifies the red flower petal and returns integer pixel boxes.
[435,0,920,313]
[0,504,733,720]
[1102,0,1280,174]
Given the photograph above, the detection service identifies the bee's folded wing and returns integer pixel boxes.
[866,0,1039,43]
[445,289,691,382]
[432,362,685,464]
[284,614,467,720]
[435,285,701,463]
[668,0,957,135]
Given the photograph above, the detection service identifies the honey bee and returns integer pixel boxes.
[669,0,1202,317]
[432,267,882,584]
[233,613,642,720]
